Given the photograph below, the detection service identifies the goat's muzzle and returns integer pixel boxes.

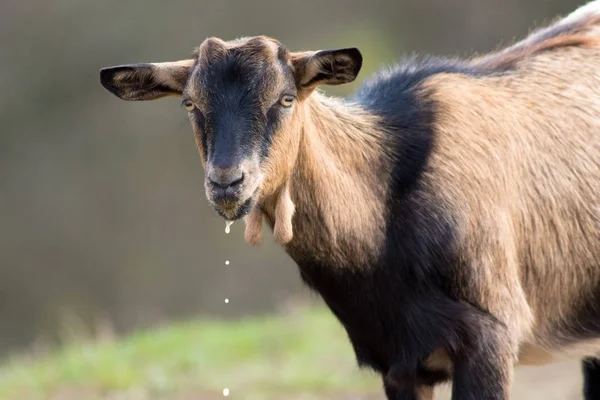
[204,161,261,221]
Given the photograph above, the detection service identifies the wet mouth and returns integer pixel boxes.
[212,197,254,221]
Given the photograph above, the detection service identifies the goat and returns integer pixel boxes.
[99,1,600,399]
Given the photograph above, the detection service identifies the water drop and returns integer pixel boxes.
[225,260,230,265]
[223,388,230,397]
[225,220,233,234]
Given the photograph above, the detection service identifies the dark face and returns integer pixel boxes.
[99,35,362,223]
[182,38,298,220]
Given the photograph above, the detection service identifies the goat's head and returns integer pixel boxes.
[100,36,362,231]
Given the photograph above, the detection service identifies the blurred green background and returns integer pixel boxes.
[0,0,591,398]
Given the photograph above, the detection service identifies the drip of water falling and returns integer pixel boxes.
[222,225,232,399]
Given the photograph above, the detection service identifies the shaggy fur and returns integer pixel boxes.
[99,2,600,398]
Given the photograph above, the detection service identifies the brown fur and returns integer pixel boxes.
[243,91,390,256]
[253,12,600,357]
[107,59,195,101]
[244,206,263,245]
[476,14,600,70]
[273,182,295,244]
[194,37,228,63]
[291,49,362,95]
[99,7,600,398]
[252,8,600,394]
[260,94,391,264]
[421,29,600,365]
[192,120,206,168]
[416,386,435,400]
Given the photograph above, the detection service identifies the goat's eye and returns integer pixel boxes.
[279,95,295,108]
[183,100,196,111]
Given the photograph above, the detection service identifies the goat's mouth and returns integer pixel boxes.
[211,197,254,221]
[206,182,261,221]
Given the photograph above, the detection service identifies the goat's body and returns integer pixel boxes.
[260,3,600,396]
[426,47,600,366]
[99,1,600,397]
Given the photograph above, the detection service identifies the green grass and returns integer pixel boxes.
[0,306,381,400]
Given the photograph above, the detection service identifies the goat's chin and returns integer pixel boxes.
[211,197,254,221]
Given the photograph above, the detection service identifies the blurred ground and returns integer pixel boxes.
[0,305,586,400]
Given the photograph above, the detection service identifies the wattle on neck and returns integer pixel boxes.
[266,92,393,267]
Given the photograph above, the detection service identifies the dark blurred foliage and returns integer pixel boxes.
[0,0,584,355]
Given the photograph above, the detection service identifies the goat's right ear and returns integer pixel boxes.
[291,48,362,91]
[99,59,195,101]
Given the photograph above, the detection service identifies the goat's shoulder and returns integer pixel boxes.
[355,55,477,112]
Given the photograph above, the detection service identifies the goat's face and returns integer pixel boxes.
[100,36,362,221]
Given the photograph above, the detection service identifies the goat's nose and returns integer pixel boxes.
[208,167,244,189]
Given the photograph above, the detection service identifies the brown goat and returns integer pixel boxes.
[99,1,600,399]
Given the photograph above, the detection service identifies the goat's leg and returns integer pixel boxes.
[583,357,600,399]
[384,382,435,400]
[450,327,514,400]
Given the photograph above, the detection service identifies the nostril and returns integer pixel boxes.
[230,173,244,187]
[209,170,244,189]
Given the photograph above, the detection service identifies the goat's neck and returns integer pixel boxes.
[281,93,392,266]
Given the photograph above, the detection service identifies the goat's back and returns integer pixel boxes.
[419,8,600,363]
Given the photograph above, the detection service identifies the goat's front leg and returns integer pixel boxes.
[451,325,515,400]
[582,357,600,399]
[384,382,434,400]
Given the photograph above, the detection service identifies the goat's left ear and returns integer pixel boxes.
[292,48,362,90]
[99,59,195,101]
